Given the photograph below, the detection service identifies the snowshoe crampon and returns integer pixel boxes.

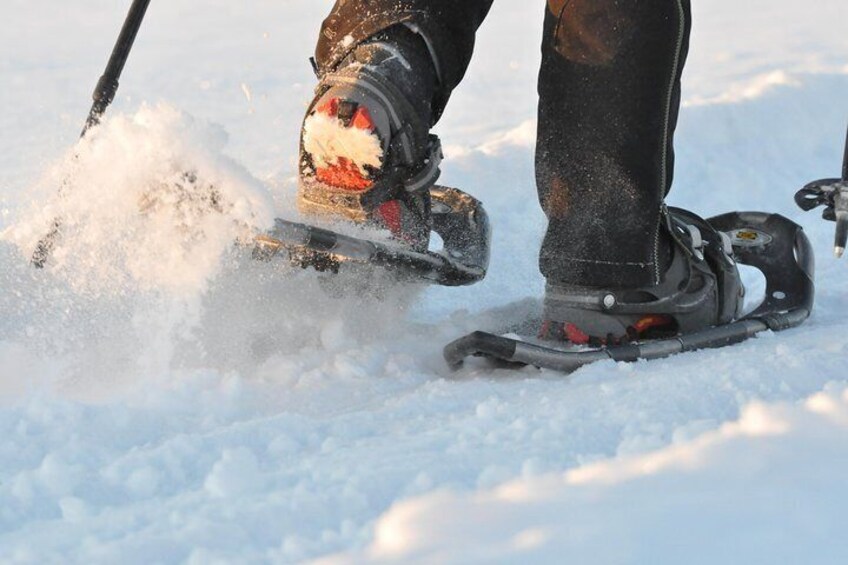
[253,186,491,287]
[444,212,814,373]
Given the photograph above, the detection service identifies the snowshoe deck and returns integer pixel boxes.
[444,212,814,373]
[253,186,490,287]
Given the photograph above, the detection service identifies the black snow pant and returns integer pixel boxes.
[314,0,692,289]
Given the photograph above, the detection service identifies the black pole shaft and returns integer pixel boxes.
[842,123,847,181]
[32,0,152,268]
[836,124,848,256]
[82,0,152,136]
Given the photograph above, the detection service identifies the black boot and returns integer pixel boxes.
[540,208,746,345]
[298,25,442,251]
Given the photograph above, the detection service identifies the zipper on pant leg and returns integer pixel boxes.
[655,0,687,285]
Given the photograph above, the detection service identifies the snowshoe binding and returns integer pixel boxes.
[445,209,814,373]
[538,207,745,346]
[254,27,490,286]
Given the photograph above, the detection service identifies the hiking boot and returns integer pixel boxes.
[540,207,746,345]
[298,26,441,252]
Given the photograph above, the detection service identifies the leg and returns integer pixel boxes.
[537,1,739,342]
[536,0,692,288]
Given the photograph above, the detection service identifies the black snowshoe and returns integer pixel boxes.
[445,211,814,373]
[253,185,491,287]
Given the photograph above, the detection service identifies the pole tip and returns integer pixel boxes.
[835,246,845,259]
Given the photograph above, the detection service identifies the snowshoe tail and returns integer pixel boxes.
[444,212,814,372]
[254,186,490,287]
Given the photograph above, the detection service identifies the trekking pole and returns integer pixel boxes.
[795,123,848,259]
[32,0,152,267]
[83,0,152,135]
[843,125,848,181]
[835,126,848,257]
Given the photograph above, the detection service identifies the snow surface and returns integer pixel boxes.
[1,0,848,563]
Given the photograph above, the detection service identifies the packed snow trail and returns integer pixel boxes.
[1,0,848,563]
[327,386,848,564]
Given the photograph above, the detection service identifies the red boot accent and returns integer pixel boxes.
[316,158,373,191]
[377,200,403,237]
[312,98,379,191]
[564,323,591,345]
[351,106,376,131]
[316,97,340,117]
[311,98,381,192]
[542,314,675,347]
[632,315,675,335]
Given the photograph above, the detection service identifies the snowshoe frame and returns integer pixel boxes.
[444,212,814,373]
[254,186,491,286]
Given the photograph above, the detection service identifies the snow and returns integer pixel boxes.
[329,386,848,564]
[1,0,848,563]
[302,112,384,175]
[3,103,274,294]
